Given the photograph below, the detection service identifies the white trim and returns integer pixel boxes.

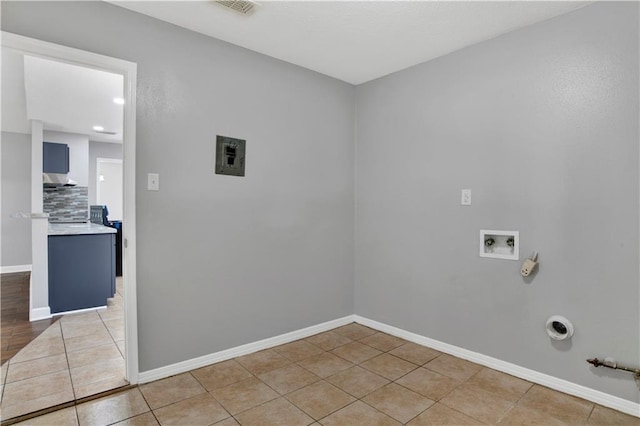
[30,307,52,322]
[353,315,640,418]
[52,305,107,317]
[137,314,638,417]
[2,31,140,385]
[0,264,32,274]
[138,315,355,384]
[29,121,49,324]
[121,44,140,386]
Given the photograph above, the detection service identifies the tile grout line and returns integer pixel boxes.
[74,403,80,426]
[291,330,423,423]
[2,308,128,422]
[586,402,597,422]
[198,356,318,423]
[286,337,422,424]
[355,352,433,425]
[1,323,72,420]
[0,380,4,408]
[59,320,78,402]
[18,323,633,425]
[98,307,121,350]
[325,328,489,425]
[435,365,521,425]
[131,385,159,426]
[185,370,236,424]
[493,376,537,424]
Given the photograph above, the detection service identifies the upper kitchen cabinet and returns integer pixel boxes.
[43,142,70,174]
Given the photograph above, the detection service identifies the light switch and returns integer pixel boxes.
[147,173,159,191]
[461,189,471,205]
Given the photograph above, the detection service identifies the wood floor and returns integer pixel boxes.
[1,272,59,364]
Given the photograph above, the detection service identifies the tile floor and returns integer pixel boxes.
[1,278,126,421]
[1,272,59,364]
[10,323,639,425]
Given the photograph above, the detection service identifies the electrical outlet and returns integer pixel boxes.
[461,189,471,205]
[520,252,539,276]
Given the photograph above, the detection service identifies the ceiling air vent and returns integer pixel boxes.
[215,0,257,15]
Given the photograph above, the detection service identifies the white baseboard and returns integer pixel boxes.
[138,315,355,384]
[354,315,640,418]
[1,264,32,274]
[30,306,52,322]
[136,313,638,417]
[52,305,106,316]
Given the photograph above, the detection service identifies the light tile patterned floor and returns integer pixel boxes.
[11,322,639,425]
[1,278,126,421]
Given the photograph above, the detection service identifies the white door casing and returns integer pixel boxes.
[1,31,140,384]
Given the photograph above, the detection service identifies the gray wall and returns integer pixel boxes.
[89,141,123,205]
[1,132,32,267]
[4,0,638,404]
[355,2,639,403]
[2,1,355,371]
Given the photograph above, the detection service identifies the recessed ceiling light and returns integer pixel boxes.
[113,97,125,105]
[93,125,104,132]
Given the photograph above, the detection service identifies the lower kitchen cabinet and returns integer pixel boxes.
[48,233,115,314]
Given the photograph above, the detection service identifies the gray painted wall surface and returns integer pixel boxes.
[1,132,32,267]
[2,1,355,371]
[89,141,122,205]
[355,2,639,402]
[4,0,638,404]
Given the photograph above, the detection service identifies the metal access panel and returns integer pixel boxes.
[215,135,246,177]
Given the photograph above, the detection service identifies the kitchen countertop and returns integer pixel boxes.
[48,222,117,236]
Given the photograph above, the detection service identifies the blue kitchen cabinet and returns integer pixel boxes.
[48,233,115,313]
[43,142,69,174]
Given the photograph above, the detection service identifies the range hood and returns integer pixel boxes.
[43,173,77,188]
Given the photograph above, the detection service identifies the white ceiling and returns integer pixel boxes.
[110,1,591,85]
[1,1,592,139]
[2,49,124,143]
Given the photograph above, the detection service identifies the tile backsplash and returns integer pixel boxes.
[44,186,88,222]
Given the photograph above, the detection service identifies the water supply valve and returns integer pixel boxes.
[587,357,640,380]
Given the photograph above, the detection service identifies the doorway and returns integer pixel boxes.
[97,158,123,222]
[0,31,138,420]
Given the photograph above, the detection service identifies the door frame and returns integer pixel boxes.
[2,31,140,384]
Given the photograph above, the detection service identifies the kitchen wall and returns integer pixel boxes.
[1,131,32,268]
[88,141,122,206]
[44,130,89,186]
[43,186,88,222]
[1,1,355,372]
[355,1,639,403]
[42,131,90,223]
